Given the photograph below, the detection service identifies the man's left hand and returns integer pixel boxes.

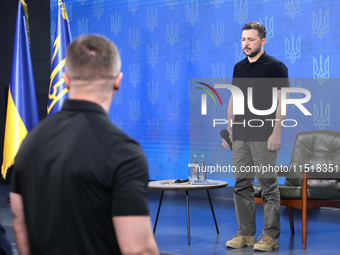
[267,133,281,151]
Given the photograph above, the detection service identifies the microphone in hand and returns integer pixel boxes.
[220,129,233,150]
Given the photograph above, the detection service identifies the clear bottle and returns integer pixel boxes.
[199,154,207,181]
[189,154,198,183]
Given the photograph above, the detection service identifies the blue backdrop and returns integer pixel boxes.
[50,0,340,182]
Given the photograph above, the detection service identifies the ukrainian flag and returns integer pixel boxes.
[47,0,72,115]
[1,0,39,179]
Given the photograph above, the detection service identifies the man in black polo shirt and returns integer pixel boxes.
[222,22,289,251]
[10,35,159,255]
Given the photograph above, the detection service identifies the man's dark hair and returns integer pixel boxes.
[242,22,266,39]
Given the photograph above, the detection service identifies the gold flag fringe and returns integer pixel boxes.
[21,0,30,45]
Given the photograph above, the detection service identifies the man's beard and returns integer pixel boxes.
[243,45,261,58]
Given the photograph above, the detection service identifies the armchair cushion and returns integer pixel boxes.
[254,183,340,200]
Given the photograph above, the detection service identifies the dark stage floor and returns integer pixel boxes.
[1,185,340,255]
[148,188,340,255]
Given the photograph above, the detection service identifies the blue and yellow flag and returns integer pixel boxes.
[47,0,72,115]
[1,0,39,179]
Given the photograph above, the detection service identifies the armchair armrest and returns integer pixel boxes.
[304,171,340,180]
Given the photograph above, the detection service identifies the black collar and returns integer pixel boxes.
[61,99,107,116]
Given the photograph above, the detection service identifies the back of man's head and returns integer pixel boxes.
[65,34,121,81]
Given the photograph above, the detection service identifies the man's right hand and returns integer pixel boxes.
[221,138,231,149]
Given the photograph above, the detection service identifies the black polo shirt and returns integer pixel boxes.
[11,99,150,255]
[231,52,289,141]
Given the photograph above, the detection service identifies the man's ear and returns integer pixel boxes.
[261,38,267,47]
[113,72,123,91]
[63,72,71,90]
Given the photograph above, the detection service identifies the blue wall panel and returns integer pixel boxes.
[50,0,340,182]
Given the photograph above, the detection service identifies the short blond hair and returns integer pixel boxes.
[66,34,121,80]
